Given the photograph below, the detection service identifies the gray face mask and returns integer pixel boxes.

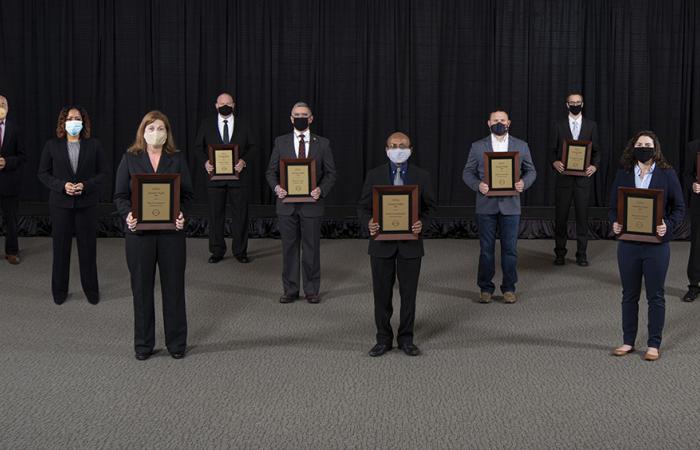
[387,148,411,164]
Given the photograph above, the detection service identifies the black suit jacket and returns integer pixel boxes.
[550,117,600,187]
[0,120,26,196]
[194,115,257,188]
[113,150,194,226]
[608,167,685,243]
[265,132,337,217]
[37,138,108,208]
[357,163,437,258]
[683,140,700,216]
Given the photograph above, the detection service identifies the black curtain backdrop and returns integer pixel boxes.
[2,0,700,211]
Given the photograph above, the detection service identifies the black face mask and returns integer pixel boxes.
[568,104,583,115]
[218,105,234,117]
[293,117,309,131]
[634,147,655,163]
[490,122,508,136]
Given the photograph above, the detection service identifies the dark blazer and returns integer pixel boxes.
[357,163,437,259]
[683,139,700,216]
[194,115,257,187]
[0,119,26,196]
[113,150,195,227]
[265,132,337,217]
[550,117,600,186]
[37,138,108,208]
[608,166,685,243]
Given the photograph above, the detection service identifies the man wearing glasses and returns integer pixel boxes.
[550,91,600,267]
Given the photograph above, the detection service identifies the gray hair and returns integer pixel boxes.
[291,102,312,115]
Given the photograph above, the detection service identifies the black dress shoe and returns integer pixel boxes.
[235,255,250,264]
[208,255,223,264]
[279,294,298,303]
[53,296,66,305]
[170,351,185,359]
[306,294,321,304]
[683,287,700,302]
[135,351,154,361]
[554,256,565,265]
[87,294,100,305]
[576,257,589,267]
[369,343,392,357]
[399,343,421,356]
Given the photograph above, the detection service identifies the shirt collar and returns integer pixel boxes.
[634,162,656,176]
[390,161,408,172]
[295,129,310,139]
[568,114,582,124]
[218,114,233,123]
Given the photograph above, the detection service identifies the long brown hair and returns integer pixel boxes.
[127,110,177,155]
[620,130,671,171]
[55,105,92,139]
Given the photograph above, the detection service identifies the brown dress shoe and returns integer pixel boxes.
[612,346,635,356]
[503,292,517,303]
[306,294,321,304]
[644,349,660,361]
[5,254,20,265]
[479,292,492,303]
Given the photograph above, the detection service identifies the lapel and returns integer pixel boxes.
[139,150,172,174]
[563,119,574,140]
[579,117,589,140]
[403,162,414,185]
[484,136,493,153]
[61,140,76,176]
[286,132,296,159]
[507,135,518,152]
[213,116,224,144]
[75,139,88,175]
[0,121,10,151]
[648,166,661,190]
[307,133,318,160]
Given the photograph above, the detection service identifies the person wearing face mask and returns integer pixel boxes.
[0,94,26,265]
[265,102,336,304]
[463,109,537,304]
[609,131,684,362]
[114,111,194,360]
[357,132,436,357]
[38,106,107,305]
[196,92,257,264]
[550,91,600,266]
[682,138,700,302]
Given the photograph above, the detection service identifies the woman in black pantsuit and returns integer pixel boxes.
[114,110,194,361]
[38,106,107,305]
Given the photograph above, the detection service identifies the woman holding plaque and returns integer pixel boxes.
[114,110,194,361]
[609,131,684,361]
[38,106,107,305]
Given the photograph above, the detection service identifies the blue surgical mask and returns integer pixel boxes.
[65,120,83,137]
[387,148,411,164]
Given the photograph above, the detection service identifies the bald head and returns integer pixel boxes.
[215,93,235,117]
[386,132,411,149]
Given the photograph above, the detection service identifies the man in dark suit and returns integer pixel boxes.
[196,92,257,264]
[357,132,436,357]
[0,95,26,265]
[550,91,600,266]
[683,139,700,302]
[265,102,336,303]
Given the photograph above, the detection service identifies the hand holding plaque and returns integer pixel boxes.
[208,144,240,181]
[616,187,664,243]
[280,158,317,203]
[561,140,592,176]
[483,152,520,196]
[371,185,420,240]
[130,173,181,231]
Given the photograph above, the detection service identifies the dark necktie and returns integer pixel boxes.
[298,134,306,158]
[223,119,230,144]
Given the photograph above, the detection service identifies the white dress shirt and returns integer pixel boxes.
[569,115,582,140]
[217,114,235,142]
[491,133,509,152]
[293,129,311,157]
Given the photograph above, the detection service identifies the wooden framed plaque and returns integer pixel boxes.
[561,140,592,176]
[371,185,420,241]
[483,151,520,196]
[616,187,664,243]
[280,158,317,203]
[130,173,181,231]
[208,144,240,180]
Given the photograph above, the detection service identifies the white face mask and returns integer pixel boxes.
[0,107,7,120]
[387,148,411,164]
[144,129,167,146]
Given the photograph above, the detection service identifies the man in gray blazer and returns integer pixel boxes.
[463,110,537,304]
[266,102,337,303]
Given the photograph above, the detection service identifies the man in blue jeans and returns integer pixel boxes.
[462,110,537,303]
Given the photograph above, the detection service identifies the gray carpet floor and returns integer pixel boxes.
[2,237,700,449]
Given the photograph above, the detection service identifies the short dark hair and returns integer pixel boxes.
[488,108,509,120]
[566,91,584,102]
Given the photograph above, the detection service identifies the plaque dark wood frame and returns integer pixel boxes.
[371,185,420,241]
[131,173,181,231]
[280,158,317,203]
[483,151,520,196]
[561,140,592,176]
[616,187,664,243]
[208,144,240,181]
